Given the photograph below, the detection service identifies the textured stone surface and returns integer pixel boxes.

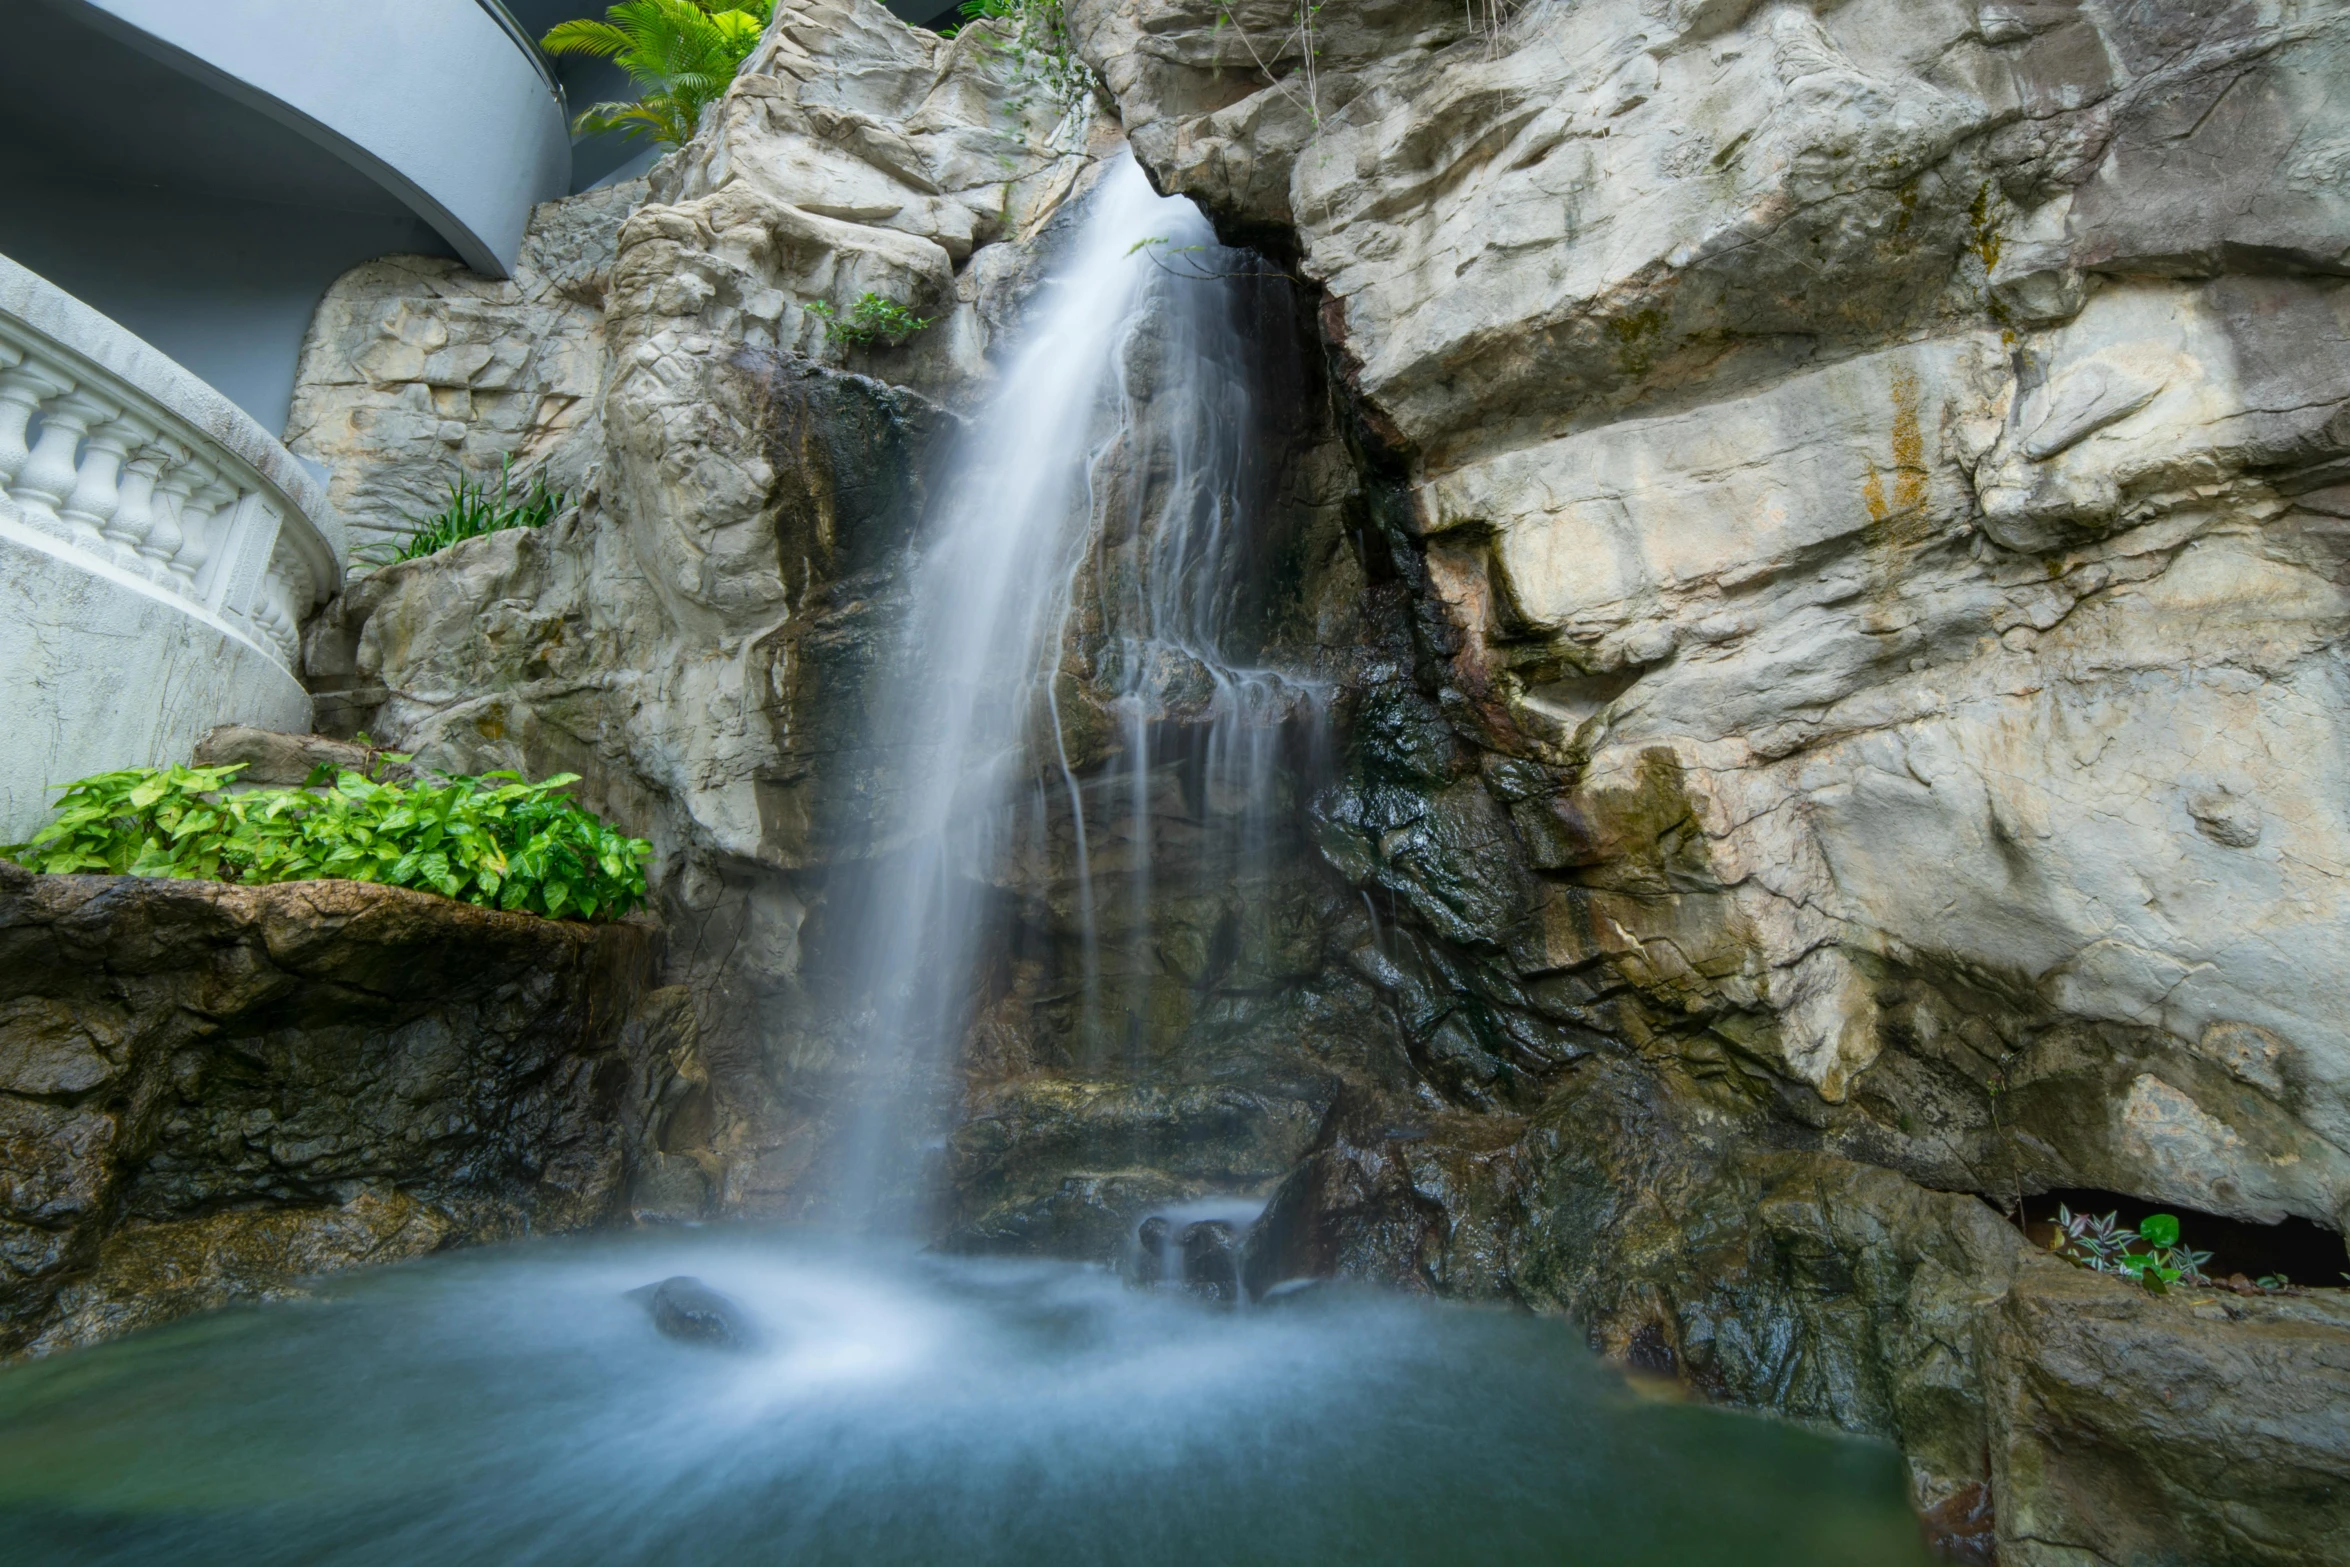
[1067,0,2350,1557]
[1074,0,2350,1230]
[285,181,641,558]
[0,860,668,1359]
[1990,1255,2350,1566]
[280,0,2350,1557]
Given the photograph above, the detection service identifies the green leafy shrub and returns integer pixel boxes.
[3,763,654,921]
[543,0,776,147]
[2048,1206,2215,1293]
[359,457,567,570]
[804,293,937,349]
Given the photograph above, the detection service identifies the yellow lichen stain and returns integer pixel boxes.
[1863,367,1931,549]
[1967,182,2003,273]
[474,707,508,742]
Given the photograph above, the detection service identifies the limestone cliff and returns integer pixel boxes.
[1073,0,2350,1226]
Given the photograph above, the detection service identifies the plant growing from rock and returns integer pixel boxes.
[804,292,937,350]
[944,0,1093,116]
[2048,1206,2215,1294]
[3,762,654,921]
[358,455,568,570]
[542,0,776,147]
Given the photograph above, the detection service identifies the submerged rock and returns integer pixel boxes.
[1131,1217,1171,1287]
[630,1276,758,1351]
[1176,1220,1239,1304]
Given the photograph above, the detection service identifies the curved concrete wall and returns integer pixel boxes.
[67,0,571,278]
[0,252,344,840]
[0,532,311,843]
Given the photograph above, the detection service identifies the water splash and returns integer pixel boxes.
[0,1228,1938,1566]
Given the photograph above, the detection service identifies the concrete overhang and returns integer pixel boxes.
[43,0,572,278]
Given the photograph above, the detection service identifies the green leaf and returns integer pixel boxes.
[10,763,653,923]
[2138,1213,2182,1249]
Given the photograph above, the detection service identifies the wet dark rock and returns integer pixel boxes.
[1177,1220,1239,1303]
[0,871,666,1360]
[1131,1217,1170,1286]
[632,1275,757,1350]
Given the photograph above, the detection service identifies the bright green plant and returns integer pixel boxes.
[2,762,654,921]
[358,456,568,570]
[2048,1206,2214,1294]
[945,0,1091,115]
[804,292,937,349]
[542,0,777,147]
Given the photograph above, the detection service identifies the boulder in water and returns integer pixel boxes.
[1131,1217,1171,1287]
[629,1276,757,1350]
[1179,1221,1240,1304]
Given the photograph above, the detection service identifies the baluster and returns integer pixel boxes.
[169,467,237,593]
[257,562,296,664]
[0,341,23,493]
[103,430,169,574]
[10,386,104,543]
[0,357,68,497]
[138,448,197,586]
[56,397,135,558]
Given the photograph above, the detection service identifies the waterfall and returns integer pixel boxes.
[832,154,1319,1225]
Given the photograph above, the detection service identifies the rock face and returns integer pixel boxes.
[283,0,2350,1558]
[1063,0,2350,1557]
[0,860,669,1358]
[1076,0,2350,1233]
[296,0,1390,1245]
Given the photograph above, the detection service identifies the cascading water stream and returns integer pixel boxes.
[833,155,1321,1223]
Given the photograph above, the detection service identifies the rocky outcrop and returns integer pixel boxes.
[1074,0,2350,1233]
[1063,0,2350,1556]
[285,180,641,560]
[282,0,2350,1557]
[0,860,670,1358]
[295,0,1388,1243]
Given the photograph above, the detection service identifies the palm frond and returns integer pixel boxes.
[539,18,633,57]
[545,0,775,148]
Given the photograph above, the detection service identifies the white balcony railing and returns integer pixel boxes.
[0,253,344,672]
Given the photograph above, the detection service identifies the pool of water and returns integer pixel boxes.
[0,1229,1934,1565]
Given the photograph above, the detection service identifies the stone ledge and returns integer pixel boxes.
[0,869,666,1359]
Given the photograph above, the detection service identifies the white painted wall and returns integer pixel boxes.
[68,0,571,278]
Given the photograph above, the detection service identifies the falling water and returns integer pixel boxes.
[833,155,1320,1222]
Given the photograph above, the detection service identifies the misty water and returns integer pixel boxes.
[0,158,1937,1564]
[0,1229,1933,1565]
